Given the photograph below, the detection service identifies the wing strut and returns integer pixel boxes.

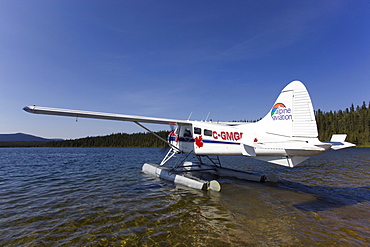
[134,121,181,152]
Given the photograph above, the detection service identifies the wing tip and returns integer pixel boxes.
[23,106,34,113]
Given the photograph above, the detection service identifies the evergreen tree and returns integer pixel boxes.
[316,102,370,146]
[44,131,171,148]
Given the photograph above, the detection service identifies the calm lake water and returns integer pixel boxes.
[0,148,369,246]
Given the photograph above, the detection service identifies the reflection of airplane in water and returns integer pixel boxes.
[24,81,355,191]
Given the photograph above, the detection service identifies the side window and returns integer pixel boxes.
[194,127,201,135]
[204,129,212,136]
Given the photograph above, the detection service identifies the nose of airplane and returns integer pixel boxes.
[168,131,178,142]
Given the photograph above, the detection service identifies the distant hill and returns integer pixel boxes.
[0,133,63,142]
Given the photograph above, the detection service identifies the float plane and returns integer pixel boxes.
[24,80,355,191]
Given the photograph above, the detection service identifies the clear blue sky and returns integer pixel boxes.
[1,0,369,139]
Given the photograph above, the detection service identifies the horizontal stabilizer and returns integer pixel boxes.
[328,134,356,150]
[330,134,347,142]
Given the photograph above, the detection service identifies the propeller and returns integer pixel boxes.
[161,124,178,154]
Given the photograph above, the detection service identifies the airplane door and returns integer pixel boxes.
[178,125,194,153]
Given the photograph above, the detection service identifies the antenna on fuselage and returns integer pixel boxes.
[187,112,193,121]
[205,112,211,121]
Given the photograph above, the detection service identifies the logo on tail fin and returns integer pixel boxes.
[271,103,292,120]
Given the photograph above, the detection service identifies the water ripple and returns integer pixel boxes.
[0,148,369,246]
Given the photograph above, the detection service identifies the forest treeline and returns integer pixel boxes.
[316,101,369,147]
[1,102,369,148]
[44,131,170,148]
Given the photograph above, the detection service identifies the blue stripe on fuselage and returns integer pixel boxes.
[178,137,194,142]
[175,137,239,145]
[202,139,239,145]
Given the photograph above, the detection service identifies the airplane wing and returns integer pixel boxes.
[23,105,190,126]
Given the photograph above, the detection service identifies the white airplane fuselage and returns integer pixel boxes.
[169,121,331,157]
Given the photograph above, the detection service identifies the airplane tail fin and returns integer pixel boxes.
[259,80,318,138]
